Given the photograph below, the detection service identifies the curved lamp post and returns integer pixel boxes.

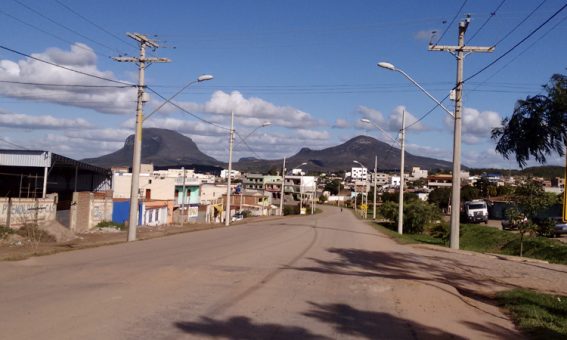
[226,120,271,226]
[361,114,405,234]
[128,74,213,242]
[377,61,461,249]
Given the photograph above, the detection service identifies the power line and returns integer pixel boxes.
[467,0,506,43]
[13,0,120,55]
[0,8,110,59]
[434,0,468,46]
[472,13,567,92]
[53,0,136,51]
[464,2,567,84]
[0,137,28,150]
[235,131,263,159]
[491,0,547,47]
[0,79,133,88]
[0,44,133,86]
[146,86,229,131]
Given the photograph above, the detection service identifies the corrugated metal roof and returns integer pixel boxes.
[0,150,51,167]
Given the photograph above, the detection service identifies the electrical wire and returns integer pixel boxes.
[0,44,133,86]
[13,0,120,55]
[53,0,136,51]
[0,8,110,59]
[146,86,229,131]
[471,14,567,92]
[0,79,133,88]
[464,2,567,84]
[434,0,468,46]
[0,137,28,150]
[235,131,264,159]
[491,0,547,47]
[467,0,506,43]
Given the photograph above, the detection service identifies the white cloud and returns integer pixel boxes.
[63,128,132,142]
[356,105,385,128]
[0,43,136,114]
[387,106,427,132]
[296,129,330,140]
[0,110,92,129]
[332,118,349,129]
[445,107,502,144]
[179,91,318,128]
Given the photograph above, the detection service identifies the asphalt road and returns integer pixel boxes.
[0,206,521,339]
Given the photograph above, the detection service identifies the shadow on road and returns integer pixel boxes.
[288,247,519,300]
[173,302,467,339]
[174,316,326,339]
[302,301,466,339]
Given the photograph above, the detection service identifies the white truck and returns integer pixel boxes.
[463,199,489,224]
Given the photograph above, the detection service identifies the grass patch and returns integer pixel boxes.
[497,289,567,339]
[369,220,567,265]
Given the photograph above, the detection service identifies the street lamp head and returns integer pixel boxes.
[377,62,395,71]
[262,121,272,127]
[300,162,307,167]
[360,118,371,124]
[197,74,214,82]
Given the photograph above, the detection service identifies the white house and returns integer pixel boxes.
[351,167,368,181]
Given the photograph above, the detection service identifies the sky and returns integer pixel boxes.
[0,0,566,170]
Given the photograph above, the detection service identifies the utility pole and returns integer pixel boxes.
[279,157,286,216]
[373,155,377,219]
[114,33,170,241]
[181,167,186,227]
[398,110,406,235]
[429,17,494,249]
[225,111,235,226]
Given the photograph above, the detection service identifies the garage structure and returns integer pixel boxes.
[0,149,111,208]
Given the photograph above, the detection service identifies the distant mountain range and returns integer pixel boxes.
[83,128,457,172]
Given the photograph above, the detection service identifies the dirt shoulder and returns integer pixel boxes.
[0,216,284,261]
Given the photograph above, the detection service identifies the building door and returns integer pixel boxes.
[145,189,151,200]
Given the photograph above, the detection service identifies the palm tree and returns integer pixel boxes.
[491,74,566,168]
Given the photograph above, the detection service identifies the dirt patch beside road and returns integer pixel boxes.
[0,216,283,261]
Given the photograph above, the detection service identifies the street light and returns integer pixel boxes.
[378,61,461,249]
[279,160,307,216]
[242,122,272,141]
[127,74,213,241]
[225,119,271,226]
[361,113,406,234]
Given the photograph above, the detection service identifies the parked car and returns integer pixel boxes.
[231,213,244,222]
[554,219,567,237]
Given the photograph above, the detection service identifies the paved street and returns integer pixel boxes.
[5,205,564,339]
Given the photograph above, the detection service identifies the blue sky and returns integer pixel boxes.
[0,0,565,169]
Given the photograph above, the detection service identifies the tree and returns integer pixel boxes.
[460,185,480,202]
[510,177,558,256]
[428,187,451,211]
[323,179,341,195]
[491,74,566,167]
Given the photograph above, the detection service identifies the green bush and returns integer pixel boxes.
[427,223,450,242]
[403,200,441,234]
[534,217,556,238]
[0,225,15,240]
[95,221,126,230]
[378,201,398,222]
[241,210,252,218]
[283,205,300,216]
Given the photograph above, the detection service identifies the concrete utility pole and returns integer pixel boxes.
[279,157,286,216]
[225,111,235,226]
[373,155,377,219]
[398,110,406,235]
[429,17,494,249]
[114,33,170,242]
[181,167,186,227]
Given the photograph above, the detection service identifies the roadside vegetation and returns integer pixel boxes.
[497,289,567,339]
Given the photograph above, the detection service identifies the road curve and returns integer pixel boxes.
[0,205,521,339]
